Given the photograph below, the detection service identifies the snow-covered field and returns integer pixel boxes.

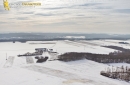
[0,40,130,85]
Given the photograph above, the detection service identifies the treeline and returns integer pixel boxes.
[101,66,130,82]
[58,51,130,63]
[58,52,86,61]
[102,46,130,52]
[85,51,130,63]
[0,38,65,43]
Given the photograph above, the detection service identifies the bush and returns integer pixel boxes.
[101,66,130,82]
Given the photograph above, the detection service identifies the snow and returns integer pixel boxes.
[0,67,64,85]
[85,40,130,49]
[0,40,130,85]
[107,63,130,68]
[65,36,85,39]
[52,40,116,54]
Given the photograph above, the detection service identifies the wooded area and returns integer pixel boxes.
[101,66,130,82]
[58,51,130,63]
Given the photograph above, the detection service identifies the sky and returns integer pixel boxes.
[0,0,130,34]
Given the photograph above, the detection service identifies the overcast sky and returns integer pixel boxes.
[0,0,130,34]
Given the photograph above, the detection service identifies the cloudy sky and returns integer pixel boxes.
[0,0,130,34]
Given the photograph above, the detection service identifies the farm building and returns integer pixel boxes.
[35,48,48,52]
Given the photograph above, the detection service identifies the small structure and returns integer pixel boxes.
[119,42,129,44]
[48,49,53,52]
[17,48,52,57]
[35,56,48,63]
[35,48,48,52]
[18,51,43,57]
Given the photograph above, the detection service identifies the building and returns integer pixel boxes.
[35,48,48,52]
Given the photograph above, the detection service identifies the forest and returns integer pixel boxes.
[58,51,130,63]
[101,66,130,82]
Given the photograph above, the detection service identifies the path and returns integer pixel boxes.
[26,57,34,64]
[4,56,15,68]
[24,65,92,84]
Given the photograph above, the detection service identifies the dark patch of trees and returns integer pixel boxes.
[58,52,86,61]
[58,51,130,63]
[119,42,129,44]
[101,66,130,82]
[102,45,130,52]
[35,56,48,63]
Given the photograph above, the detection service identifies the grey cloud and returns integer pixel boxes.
[37,21,77,26]
[85,16,96,18]
[0,5,8,14]
[17,17,28,20]
[0,22,7,24]
[42,3,101,10]
[22,12,34,14]
[77,15,86,16]
[35,13,54,16]
[94,22,104,23]
[8,18,15,19]
[79,3,101,7]
[35,12,69,16]
[42,6,75,10]
[114,9,130,14]
[95,6,113,9]
[44,6,68,10]
[76,15,96,18]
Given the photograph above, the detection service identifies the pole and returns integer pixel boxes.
[6,53,7,60]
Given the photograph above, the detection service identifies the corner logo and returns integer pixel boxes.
[3,0,41,10]
[3,0,10,10]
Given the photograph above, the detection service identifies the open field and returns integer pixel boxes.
[0,40,130,85]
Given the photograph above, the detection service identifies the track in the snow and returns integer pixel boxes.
[4,56,15,68]
[24,65,92,84]
[26,57,34,64]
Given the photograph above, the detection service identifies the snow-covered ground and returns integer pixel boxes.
[0,40,130,85]
[84,40,130,49]
[64,36,85,39]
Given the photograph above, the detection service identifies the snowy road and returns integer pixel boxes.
[24,65,92,84]
[49,53,58,60]
[4,56,15,68]
[26,56,34,64]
